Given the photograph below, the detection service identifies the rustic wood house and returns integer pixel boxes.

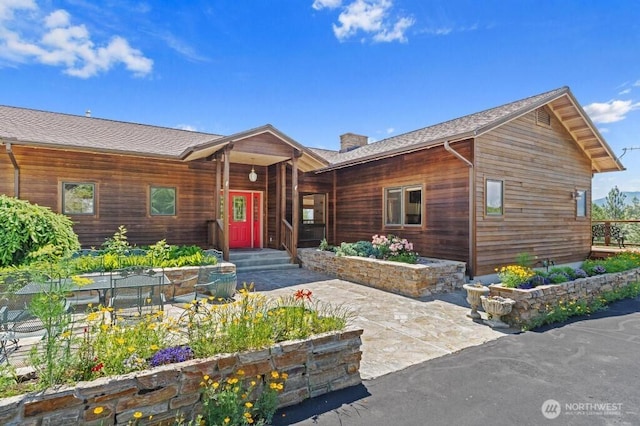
[0,87,623,276]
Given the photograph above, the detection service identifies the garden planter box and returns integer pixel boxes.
[297,248,465,298]
[489,268,640,327]
[0,328,363,426]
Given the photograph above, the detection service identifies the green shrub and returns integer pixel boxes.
[0,195,80,267]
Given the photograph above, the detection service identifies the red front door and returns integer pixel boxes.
[229,191,261,249]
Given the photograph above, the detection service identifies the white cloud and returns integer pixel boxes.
[0,1,153,78]
[176,124,197,132]
[634,80,640,87]
[584,99,640,124]
[418,23,479,36]
[312,0,342,10]
[386,127,394,134]
[619,88,631,95]
[316,0,414,43]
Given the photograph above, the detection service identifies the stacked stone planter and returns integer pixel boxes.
[0,328,363,425]
[297,248,466,298]
[489,268,640,327]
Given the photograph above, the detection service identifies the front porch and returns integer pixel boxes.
[185,125,330,263]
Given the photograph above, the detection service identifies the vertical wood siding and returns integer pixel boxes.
[474,109,592,275]
[330,143,472,264]
[5,146,220,248]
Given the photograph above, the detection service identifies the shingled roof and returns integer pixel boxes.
[0,105,223,158]
[311,86,624,173]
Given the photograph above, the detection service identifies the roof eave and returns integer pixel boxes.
[0,137,181,160]
[315,132,475,173]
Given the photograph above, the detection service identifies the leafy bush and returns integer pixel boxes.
[0,195,80,267]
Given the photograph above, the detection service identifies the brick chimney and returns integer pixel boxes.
[340,133,368,153]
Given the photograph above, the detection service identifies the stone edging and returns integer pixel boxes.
[297,248,465,298]
[0,328,363,425]
[489,268,640,327]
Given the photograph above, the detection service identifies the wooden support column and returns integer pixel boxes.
[213,154,222,247]
[332,170,337,245]
[222,145,231,261]
[291,153,300,261]
[280,162,287,247]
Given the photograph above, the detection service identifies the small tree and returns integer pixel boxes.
[0,195,80,267]
[603,186,626,219]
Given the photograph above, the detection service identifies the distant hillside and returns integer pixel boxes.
[593,191,640,207]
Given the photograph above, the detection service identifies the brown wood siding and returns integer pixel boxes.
[5,146,219,248]
[0,149,14,196]
[474,109,593,275]
[331,143,472,264]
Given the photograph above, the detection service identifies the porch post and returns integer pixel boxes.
[279,162,286,247]
[291,153,300,260]
[222,145,231,261]
[213,154,222,247]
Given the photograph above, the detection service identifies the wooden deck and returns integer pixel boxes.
[590,245,639,259]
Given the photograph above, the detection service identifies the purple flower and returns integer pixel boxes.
[573,268,588,278]
[149,346,194,367]
[593,265,607,275]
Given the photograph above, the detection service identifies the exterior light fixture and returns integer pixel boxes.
[249,165,257,182]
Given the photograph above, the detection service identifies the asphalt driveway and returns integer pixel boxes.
[271,296,640,426]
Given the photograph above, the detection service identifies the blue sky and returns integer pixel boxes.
[1,0,639,199]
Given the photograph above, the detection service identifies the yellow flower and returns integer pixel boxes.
[150,344,159,351]
[117,338,125,345]
[245,402,253,408]
[128,346,135,353]
[100,324,109,331]
[224,418,230,424]
[281,372,288,380]
[93,406,104,414]
[271,371,279,379]
[133,411,143,419]
[237,369,245,376]
[250,381,256,386]
[213,382,220,389]
[203,375,210,381]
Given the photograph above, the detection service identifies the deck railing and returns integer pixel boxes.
[281,219,295,261]
[591,219,640,247]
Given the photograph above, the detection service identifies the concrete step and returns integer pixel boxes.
[230,249,296,272]
[237,263,300,273]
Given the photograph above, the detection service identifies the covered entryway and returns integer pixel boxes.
[229,191,262,249]
[182,124,329,261]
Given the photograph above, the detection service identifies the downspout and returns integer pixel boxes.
[4,142,20,198]
[444,141,474,279]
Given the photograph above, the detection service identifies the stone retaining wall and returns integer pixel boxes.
[0,328,363,425]
[297,248,466,298]
[489,268,640,327]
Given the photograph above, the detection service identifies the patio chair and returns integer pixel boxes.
[171,266,236,304]
[0,293,50,362]
[194,271,237,301]
[109,269,165,321]
[203,249,224,262]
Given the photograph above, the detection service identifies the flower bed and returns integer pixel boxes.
[298,248,465,297]
[0,328,364,425]
[489,268,640,327]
